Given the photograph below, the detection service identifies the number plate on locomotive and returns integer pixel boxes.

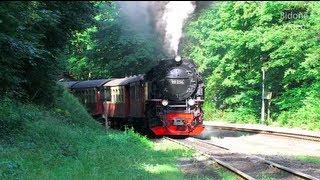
[173,119,184,126]
[170,79,185,85]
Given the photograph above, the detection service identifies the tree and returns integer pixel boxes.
[67,2,165,80]
[182,2,320,124]
[0,2,97,104]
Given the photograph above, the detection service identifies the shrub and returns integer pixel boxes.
[0,98,24,138]
[203,102,257,124]
[53,91,100,129]
[277,95,320,130]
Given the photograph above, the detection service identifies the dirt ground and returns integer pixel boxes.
[152,138,238,180]
[198,127,320,178]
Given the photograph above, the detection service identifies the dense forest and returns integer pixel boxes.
[0,1,164,105]
[1,1,319,131]
[183,1,320,129]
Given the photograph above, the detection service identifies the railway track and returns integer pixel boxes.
[165,137,319,180]
[205,124,320,142]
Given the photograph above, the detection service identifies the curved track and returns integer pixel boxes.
[205,124,320,142]
[166,137,319,180]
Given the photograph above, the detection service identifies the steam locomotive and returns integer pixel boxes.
[60,57,204,136]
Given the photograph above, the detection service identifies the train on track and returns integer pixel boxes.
[60,57,205,136]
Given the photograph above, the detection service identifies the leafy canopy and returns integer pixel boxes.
[182,2,320,127]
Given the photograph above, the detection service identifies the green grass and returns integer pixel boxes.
[296,156,320,165]
[0,91,235,179]
[0,92,190,179]
[217,169,237,180]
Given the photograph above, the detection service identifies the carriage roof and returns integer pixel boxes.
[71,79,112,89]
[104,75,144,87]
[58,81,79,88]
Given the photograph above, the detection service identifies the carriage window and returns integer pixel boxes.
[111,89,115,103]
[86,90,89,103]
[118,89,120,102]
[116,89,119,102]
[110,87,125,103]
[104,88,111,101]
[122,88,125,102]
[119,88,122,103]
[112,94,115,103]
[114,88,119,103]
[82,90,85,102]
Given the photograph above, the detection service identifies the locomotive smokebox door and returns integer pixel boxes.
[164,65,197,101]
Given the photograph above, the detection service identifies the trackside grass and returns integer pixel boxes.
[296,156,320,165]
[0,91,191,179]
[0,91,236,179]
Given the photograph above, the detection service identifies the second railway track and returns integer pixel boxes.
[205,124,320,142]
[166,137,319,180]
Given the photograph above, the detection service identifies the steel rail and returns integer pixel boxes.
[206,125,320,142]
[193,138,319,180]
[164,137,256,180]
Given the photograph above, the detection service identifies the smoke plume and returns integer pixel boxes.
[116,1,197,57]
[162,1,196,56]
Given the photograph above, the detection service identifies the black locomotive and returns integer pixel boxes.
[145,57,205,135]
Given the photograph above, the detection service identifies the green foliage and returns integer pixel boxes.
[183,2,320,129]
[0,1,164,104]
[0,2,96,104]
[0,98,25,137]
[67,2,165,79]
[0,92,191,179]
[277,95,320,130]
[203,102,257,124]
[54,91,97,128]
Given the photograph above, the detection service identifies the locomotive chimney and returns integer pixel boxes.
[175,55,182,62]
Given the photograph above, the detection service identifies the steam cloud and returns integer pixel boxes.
[162,1,195,56]
[117,1,197,57]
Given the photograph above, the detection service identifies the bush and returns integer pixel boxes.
[0,98,25,138]
[53,91,100,129]
[203,102,257,124]
[277,95,320,130]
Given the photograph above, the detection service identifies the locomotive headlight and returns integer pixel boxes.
[161,99,169,106]
[175,56,181,62]
[188,99,195,106]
